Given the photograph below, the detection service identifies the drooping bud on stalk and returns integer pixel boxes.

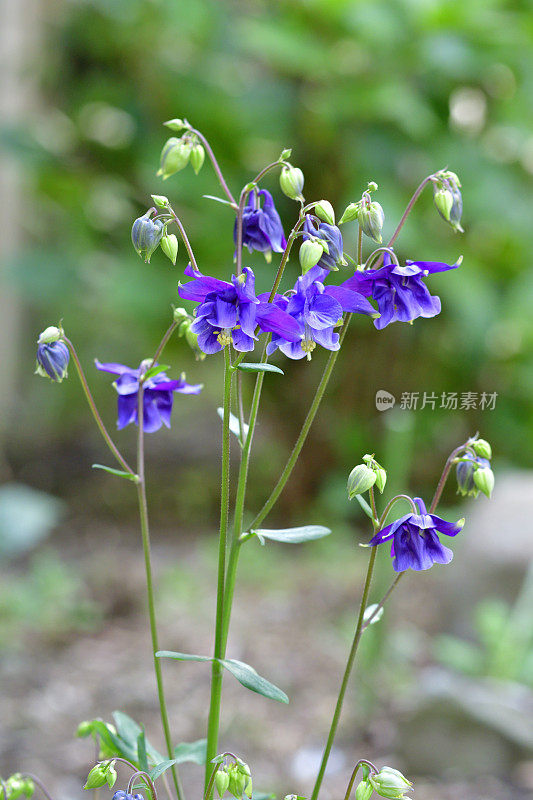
[35,338,69,382]
[131,210,164,263]
[190,143,205,174]
[369,766,413,799]
[151,194,169,209]
[354,781,374,800]
[358,200,385,243]
[161,233,179,265]
[315,199,335,225]
[347,464,377,499]
[299,239,324,273]
[473,466,495,498]
[83,764,109,790]
[472,438,492,460]
[280,165,304,201]
[363,454,387,493]
[433,188,454,223]
[157,137,193,179]
[215,770,230,798]
[339,202,359,224]
[433,170,463,232]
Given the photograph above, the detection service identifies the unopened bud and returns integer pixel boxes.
[35,340,69,382]
[215,770,230,798]
[473,466,494,498]
[299,239,324,273]
[358,201,384,243]
[472,438,492,460]
[369,766,413,799]
[151,194,169,208]
[374,467,387,494]
[315,200,335,225]
[355,781,374,800]
[433,189,454,223]
[131,210,164,263]
[347,464,377,499]
[157,137,192,180]
[161,233,179,265]
[339,202,360,224]
[280,166,304,201]
[163,118,189,132]
[190,143,205,174]
[76,720,93,738]
[84,765,108,790]
[38,326,61,345]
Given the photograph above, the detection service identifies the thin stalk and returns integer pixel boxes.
[249,314,352,530]
[205,347,233,788]
[361,573,404,631]
[189,127,237,207]
[168,208,199,271]
[63,337,135,476]
[387,175,433,248]
[20,776,55,800]
[342,760,378,800]
[150,320,179,367]
[310,547,378,800]
[429,441,471,512]
[135,379,184,800]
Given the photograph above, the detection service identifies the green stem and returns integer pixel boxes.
[63,337,135,476]
[188,127,237,207]
[249,315,352,531]
[310,546,378,800]
[135,379,184,800]
[205,347,233,790]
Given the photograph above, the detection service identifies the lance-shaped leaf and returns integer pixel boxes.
[142,364,171,382]
[363,603,384,626]
[156,651,212,663]
[354,493,377,521]
[149,741,207,781]
[237,363,284,375]
[92,464,139,482]
[217,407,249,440]
[251,525,331,544]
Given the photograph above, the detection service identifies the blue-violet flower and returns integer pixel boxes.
[303,215,346,271]
[368,497,464,572]
[236,189,286,260]
[178,264,301,354]
[342,252,460,329]
[95,359,202,433]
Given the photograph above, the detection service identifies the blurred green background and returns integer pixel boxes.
[1,1,532,799]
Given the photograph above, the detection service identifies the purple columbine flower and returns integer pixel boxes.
[95,359,202,433]
[177,264,301,354]
[456,452,491,497]
[235,189,287,261]
[341,252,461,329]
[265,265,377,360]
[303,215,346,271]
[368,497,464,572]
[35,340,70,382]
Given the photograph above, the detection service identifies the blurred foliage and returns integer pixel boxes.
[3,0,533,522]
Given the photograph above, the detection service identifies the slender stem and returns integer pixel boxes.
[19,776,55,800]
[150,321,179,367]
[361,573,404,631]
[342,760,378,800]
[234,190,247,438]
[249,315,352,530]
[357,225,363,267]
[127,770,158,800]
[387,175,433,249]
[311,547,378,800]
[189,127,237,207]
[168,208,199,270]
[63,337,135,476]
[429,441,472,512]
[135,379,184,800]
[205,348,233,789]
[220,342,269,653]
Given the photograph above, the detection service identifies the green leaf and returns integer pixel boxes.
[237,363,284,375]
[156,651,212,662]
[137,730,149,773]
[112,712,164,766]
[220,659,289,704]
[217,408,249,441]
[354,493,376,521]
[251,525,331,544]
[173,739,207,765]
[203,194,235,207]
[143,364,170,381]
[92,464,139,482]
[150,760,179,781]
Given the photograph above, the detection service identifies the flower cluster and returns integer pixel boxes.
[95,359,202,433]
[369,497,464,572]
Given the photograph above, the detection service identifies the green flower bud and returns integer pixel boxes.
[83,765,108,790]
[244,779,252,799]
[472,438,492,460]
[106,765,117,789]
[315,200,335,225]
[185,326,206,361]
[433,171,463,233]
[190,143,205,174]
[280,166,304,201]
[6,776,25,800]
[374,467,387,494]
[369,767,413,799]
[279,148,292,161]
[339,202,360,224]
[163,118,189,132]
[367,181,378,192]
[347,464,377,499]
[161,233,179,265]
[355,781,374,800]
[473,466,494,498]
[358,201,384,243]
[157,137,192,180]
[76,720,94,738]
[215,770,230,798]
[299,239,324,273]
[131,210,164,263]
[151,194,169,208]
[38,326,62,345]
[433,189,454,223]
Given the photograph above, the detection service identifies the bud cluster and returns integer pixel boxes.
[158,131,205,180]
[456,438,494,498]
[347,455,387,499]
[0,775,35,800]
[84,760,117,790]
[431,170,463,233]
[340,183,384,244]
[213,757,252,800]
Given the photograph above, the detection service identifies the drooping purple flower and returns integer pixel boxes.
[265,265,377,360]
[235,189,287,260]
[95,359,202,433]
[178,264,301,355]
[303,215,346,271]
[368,497,464,572]
[35,340,70,382]
[341,252,460,329]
